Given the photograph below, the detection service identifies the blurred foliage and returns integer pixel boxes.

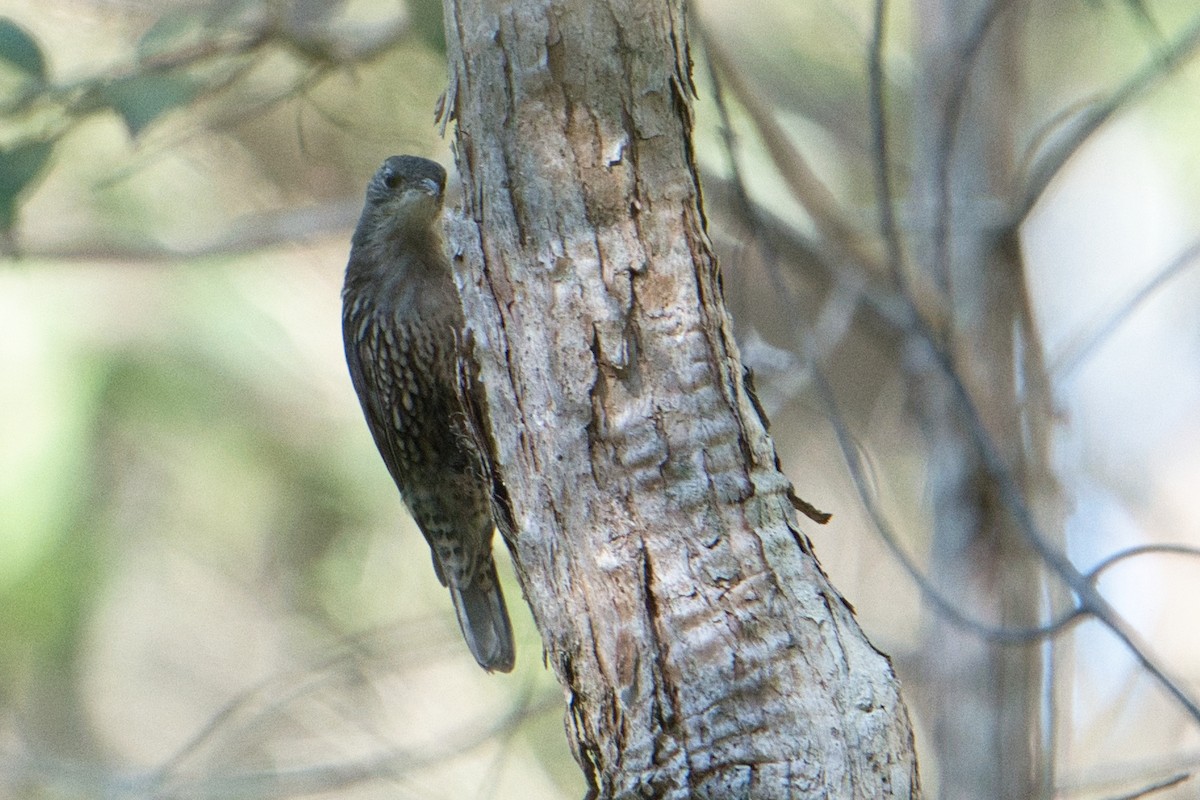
[0,18,47,80]
[0,0,575,797]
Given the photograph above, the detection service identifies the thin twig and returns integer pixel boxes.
[817,342,1200,653]
[25,199,361,263]
[702,35,791,308]
[811,364,1084,644]
[177,683,557,799]
[1089,543,1200,577]
[1016,10,1200,221]
[701,30,880,274]
[868,0,1200,727]
[1053,238,1200,381]
[868,0,910,300]
[1103,771,1190,800]
[912,314,1200,722]
[149,621,459,785]
[702,174,910,339]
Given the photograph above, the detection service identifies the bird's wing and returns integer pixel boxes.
[343,300,413,491]
[451,331,518,545]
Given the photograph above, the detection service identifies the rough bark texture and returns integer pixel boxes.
[441,1,920,796]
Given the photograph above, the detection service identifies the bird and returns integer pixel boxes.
[341,155,515,672]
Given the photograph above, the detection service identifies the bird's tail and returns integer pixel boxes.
[448,560,515,673]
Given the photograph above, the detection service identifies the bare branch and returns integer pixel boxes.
[1053,238,1200,381]
[1016,10,1200,221]
[701,28,881,274]
[868,0,913,301]
[1088,543,1200,578]
[930,0,1014,293]
[817,316,1200,705]
[1103,771,1191,800]
[912,314,1200,723]
[702,39,793,307]
[24,200,359,263]
[163,688,557,799]
[1,633,557,799]
[703,174,910,339]
[811,363,1084,644]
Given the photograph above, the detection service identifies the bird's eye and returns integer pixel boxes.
[381,168,399,189]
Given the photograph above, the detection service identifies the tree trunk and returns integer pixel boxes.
[908,1,1056,796]
[441,0,920,796]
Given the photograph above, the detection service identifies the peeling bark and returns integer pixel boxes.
[441,1,920,796]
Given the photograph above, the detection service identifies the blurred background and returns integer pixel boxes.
[2,1,1200,798]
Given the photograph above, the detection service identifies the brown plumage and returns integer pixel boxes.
[342,155,514,672]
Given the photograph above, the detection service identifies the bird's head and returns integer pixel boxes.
[360,155,447,243]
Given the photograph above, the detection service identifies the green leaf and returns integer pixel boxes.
[405,0,446,55]
[136,10,201,64]
[0,18,46,81]
[0,139,54,231]
[102,74,199,137]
